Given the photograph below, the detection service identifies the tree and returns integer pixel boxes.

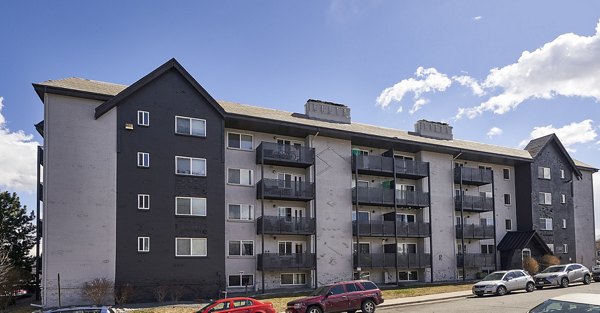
[522,257,540,275]
[0,191,36,274]
[540,254,561,268]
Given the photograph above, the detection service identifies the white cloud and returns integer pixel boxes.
[396,106,403,113]
[376,67,452,111]
[473,16,483,21]
[0,97,39,193]
[486,127,503,138]
[452,75,485,96]
[409,98,429,114]
[457,20,600,119]
[518,119,597,152]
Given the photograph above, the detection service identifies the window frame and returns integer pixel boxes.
[175,156,207,177]
[228,240,255,256]
[280,273,307,286]
[502,168,510,180]
[539,192,552,205]
[227,204,254,221]
[175,197,207,216]
[175,237,207,257]
[228,274,254,287]
[561,194,566,204]
[398,270,418,281]
[538,166,551,179]
[562,219,567,229]
[137,194,150,210]
[540,218,553,231]
[175,115,207,137]
[563,244,568,254]
[227,168,254,186]
[503,193,511,205]
[137,152,150,168]
[560,169,565,179]
[137,236,150,252]
[505,219,512,231]
[227,132,254,151]
[137,110,149,126]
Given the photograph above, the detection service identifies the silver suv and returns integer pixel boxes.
[472,270,535,296]
[534,263,592,289]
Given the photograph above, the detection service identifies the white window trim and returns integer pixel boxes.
[280,273,307,286]
[353,241,371,253]
[175,237,207,257]
[504,193,511,205]
[175,156,207,177]
[394,154,414,160]
[505,219,513,231]
[538,166,551,180]
[137,110,149,126]
[562,219,567,229]
[229,240,255,256]
[563,244,568,254]
[478,165,492,171]
[175,197,207,216]
[227,168,254,186]
[561,194,566,204]
[398,270,419,281]
[227,274,254,287]
[227,203,254,221]
[175,115,207,137]
[137,194,150,210]
[137,237,150,252]
[276,138,304,146]
[137,152,149,168]
[503,168,510,180]
[352,211,371,221]
[560,169,565,179]
[227,132,254,151]
[540,218,553,231]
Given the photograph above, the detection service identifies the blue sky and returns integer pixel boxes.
[1,1,599,238]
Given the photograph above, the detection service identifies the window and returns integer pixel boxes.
[229,240,254,256]
[562,219,567,229]
[397,213,416,223]
[351,148,369,156]
[540,218,553,231]
[137,152,149,168]
[561,194,566,204]
[479,165,492,170]
[398,271,418,281]
[563,244,568,254]
[457,243,467,254]
[547,244,554,252]
[504,194,511,205]
[233,300,252,308]
[481,217,493,226]
[538,166,551,179]
[522,249,531,261]
[351,211,370,222]
[354,272,371,280]
[176,156,206,176]
[397,243,417,254]
[353,242,370,254]
[138,194,150,210]
[138,237,150,252]
[228,204,253,221]
[137,111,149,126]
[175,116,206,137]
[228,274,254,287]
[329,284,345,295]
[228,168,253,185]
[280,273,306,285]
[175,238,207,256]
[175,197,206,216]
[227,132,253,150]
[560,169,565,179]
[539,192,552,205]
[505,219,512,231]
[344,283,358,292]
[503,168,510,180]
[481,245,495,254]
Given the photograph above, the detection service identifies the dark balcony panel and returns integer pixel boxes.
[455,195,494,212]
[38,183,43,201]
[457,253,495,268]
[257,216,315,235]
[352,155,394,177]
[257,253,315,271]
[396,191,430,208]
[352,221,430,237]
[256,142,315,168]
[353,253,431,269]
[455,224,495,239]
[257,179,314,201]
[396,221,431,238]
[352,187,395,207]
[394,159,429,180]
[454,167,493,186]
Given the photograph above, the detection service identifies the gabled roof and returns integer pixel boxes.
[33,77,126,102]
[524,133,583,178]
[497,230,553,255]
[94,58,225,119]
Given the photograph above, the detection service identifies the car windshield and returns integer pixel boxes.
[482,272,505,281]
[542,266,566,273]
[199,301,218,312]
[529,299,600,313]
[310,286,330,296]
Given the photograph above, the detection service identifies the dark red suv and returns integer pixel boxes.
[286,280,384,313]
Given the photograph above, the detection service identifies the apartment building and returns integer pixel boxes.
[33,59,597,306]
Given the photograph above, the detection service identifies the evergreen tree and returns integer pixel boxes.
[0,191,36,273]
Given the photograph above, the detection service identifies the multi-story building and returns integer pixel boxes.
[33,59,597,306]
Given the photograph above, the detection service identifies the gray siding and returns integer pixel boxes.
[573,170,596,268]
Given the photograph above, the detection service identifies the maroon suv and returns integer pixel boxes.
[286,280,384,313]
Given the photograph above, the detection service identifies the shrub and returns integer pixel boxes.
[522,257,540,274]
[541,254,561,267]
[114,283,134,305]
[82,278,114,305]
[154,285,169,303]
[169,285,185,303]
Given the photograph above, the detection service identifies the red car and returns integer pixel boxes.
[286,280,384,313]
[197,297,276,313]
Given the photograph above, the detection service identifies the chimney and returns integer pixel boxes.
[410,119,453,140]
[305,99,351,124]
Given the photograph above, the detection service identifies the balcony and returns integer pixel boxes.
[257,253,315,271]
[353,253,431,269]
[352,187,429,208]
[455,195,494,213]
[352,155,428,179]
[457,253,495,268]
[454,167,493,186]
[257,216,315,235]
[456,224,495,239]
[256,142,314,168]
[352,221,430,238]
[257,179,314,201]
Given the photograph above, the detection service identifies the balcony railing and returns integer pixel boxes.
[352,187,429,208]
[455,195,494,212]
[257,253,316,271]
[352,221,430,238]
[256,142,315,168]
[454,167,493,186]
[455,224,495,239]
[353,253,431,269]
[457,253,495,268]
[257,179,314,201]
[257,216,315,235]
[352,155,429,179]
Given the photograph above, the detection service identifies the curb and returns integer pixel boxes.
[378,292,471,308]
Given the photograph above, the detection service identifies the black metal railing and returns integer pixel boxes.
[454,195,494,212]
[455,224,495,239]
[353,253,431,269]
[257,179,314,201]
[352,155,429,179]
[257,253,316,270]
[454,167,493,186]
[396,190,430,208]
[457,253,495,268]
[352,221,430,237]
[256,142,314,168]
[257,216,315,235]
[352,187,429,208]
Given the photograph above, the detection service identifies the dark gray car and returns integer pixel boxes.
[534,263,592,289]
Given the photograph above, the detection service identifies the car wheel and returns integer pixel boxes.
[361,299,376,313]
[535,286,543,290]
[560,277,569,288]
[526,282,535,292]
[475,294,484,297]
[583,275,591,285]
[348,311,357,313]
[496,285,507,296]
[307,306,322,313]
